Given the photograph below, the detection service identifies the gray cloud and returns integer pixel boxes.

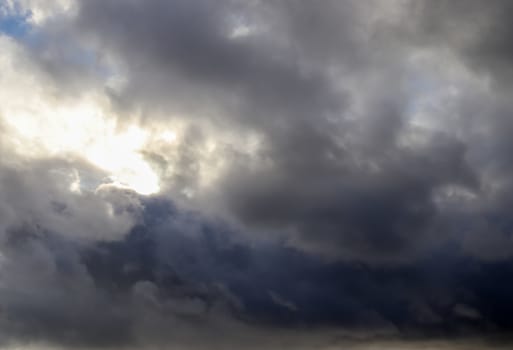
[62,0,481,262]
[4,0,513,348]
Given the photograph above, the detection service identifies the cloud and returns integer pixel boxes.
[2,197,513,348]
[3,0,513,348]
[55,0,481,263]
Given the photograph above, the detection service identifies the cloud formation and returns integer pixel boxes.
[3,0,513,348]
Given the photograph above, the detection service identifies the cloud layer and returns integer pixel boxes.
[3,0,513,348]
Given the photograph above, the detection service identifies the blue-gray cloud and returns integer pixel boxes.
[4,0,513,349]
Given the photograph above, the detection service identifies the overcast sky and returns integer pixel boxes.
[2,0,513,349]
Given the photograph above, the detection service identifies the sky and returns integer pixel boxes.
[2,0,513,349]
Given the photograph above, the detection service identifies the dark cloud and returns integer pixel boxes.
[222,129,477,262]
[66,0,482,262]
[124,199,513,337]
[4,197,513,348]
[408,0,513,87]
[4,0,513,348]
[0,225,132,347]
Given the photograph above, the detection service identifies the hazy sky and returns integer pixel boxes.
[2,1,513,349]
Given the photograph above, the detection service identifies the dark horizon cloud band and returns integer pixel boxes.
[2,1,513,349]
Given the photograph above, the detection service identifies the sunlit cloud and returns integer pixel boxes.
[3,95,162,195]
[1,0,76,25]
[0,35,163,195]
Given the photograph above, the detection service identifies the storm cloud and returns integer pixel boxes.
[2,0,513,349]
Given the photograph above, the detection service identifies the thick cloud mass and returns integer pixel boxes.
[3,0,513,349]
[71,0,482,262]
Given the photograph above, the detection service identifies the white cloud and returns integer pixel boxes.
[1,0,76,25]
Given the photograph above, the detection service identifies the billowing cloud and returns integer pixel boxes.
[3,0,513,349]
